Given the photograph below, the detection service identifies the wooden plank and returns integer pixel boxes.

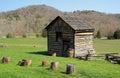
[75,32,93,36]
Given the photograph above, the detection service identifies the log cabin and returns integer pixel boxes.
[45,16,95,57]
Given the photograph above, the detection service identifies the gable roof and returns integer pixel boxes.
[45,16,94,31]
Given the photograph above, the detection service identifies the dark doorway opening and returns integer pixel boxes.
[62,40,70,57]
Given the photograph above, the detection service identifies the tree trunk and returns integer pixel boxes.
[52,53,56,57]
[68,48,74,57]
[42,60,49,66]
[1,56,10,63]
[18,59,32,66]
[50,62,59,70]
[66,64,76,74]
[23,60,32,66]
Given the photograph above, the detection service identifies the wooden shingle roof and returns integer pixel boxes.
[46,16,94,31]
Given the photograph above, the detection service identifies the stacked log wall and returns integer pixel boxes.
[47,18,74,56]
[74,32,94,57]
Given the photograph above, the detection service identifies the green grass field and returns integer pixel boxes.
[0,38,120,78]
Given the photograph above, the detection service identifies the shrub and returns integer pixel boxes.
[96,30,101,38]
[36,33,41,38]
[22,34,27,38]
[6,33,14,38]
[41,29,47,38]
[113,29,120,39]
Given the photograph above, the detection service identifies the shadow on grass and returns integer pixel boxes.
[26,51,49,56]
[61,72,67,74]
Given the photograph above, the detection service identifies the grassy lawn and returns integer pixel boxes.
[94,39,120,53]
[0,38,120,78]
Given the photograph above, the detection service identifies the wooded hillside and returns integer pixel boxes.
[0,4,120,37]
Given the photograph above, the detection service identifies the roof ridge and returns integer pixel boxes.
[46,16,94,31]
[58,16,94,30]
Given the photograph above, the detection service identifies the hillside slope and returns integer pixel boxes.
[71,11,120,36]
[0,5,120,37]
[0,5,62,36]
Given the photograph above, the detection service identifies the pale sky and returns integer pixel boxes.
[0,0,120,14]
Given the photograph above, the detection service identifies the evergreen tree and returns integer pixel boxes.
[96,30,101,38]
[6,33,14,38]
[113,29,120,39]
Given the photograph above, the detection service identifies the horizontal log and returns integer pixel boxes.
[42,60,49,66]
[75,33,93,36]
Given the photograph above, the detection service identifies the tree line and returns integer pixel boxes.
[0,5,120,38]
[96,29,120,39]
